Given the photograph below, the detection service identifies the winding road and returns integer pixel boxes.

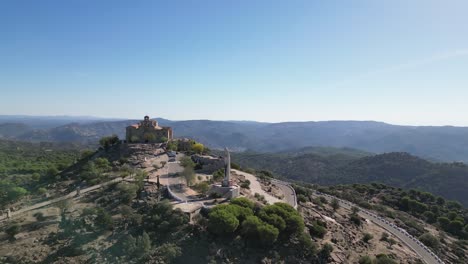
[311,192,444,264]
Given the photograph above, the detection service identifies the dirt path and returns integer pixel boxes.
[0,177,124,223]
[232,169,282,205]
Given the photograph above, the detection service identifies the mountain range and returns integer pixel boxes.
[2,115,468,162]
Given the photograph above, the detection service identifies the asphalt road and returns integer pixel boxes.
[312,192,444,264]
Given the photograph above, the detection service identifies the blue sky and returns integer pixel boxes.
[1,0,468,125]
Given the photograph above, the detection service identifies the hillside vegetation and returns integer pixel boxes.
[4,116,468,162]
[304,183,468,263]
[232,150,468,206]
[0,139,83,207]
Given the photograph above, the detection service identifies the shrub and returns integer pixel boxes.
[331,198,340,211]
[359,256,373,264]
[5,224,20,240]
[363,233,373,243]
[418,233,439,249]
[33,212,46,221]
[309,221,327,238]
[240,181,250,189]
[297,194,308,203]
[350,213,361,226]
[155,243,182,263]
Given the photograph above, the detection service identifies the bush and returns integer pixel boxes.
[99,135,119,148]
[240,181,250,189]
[363,233,373,243]
[350,213,361,226]
[319,243,333,260]
[418,233,439,249]
[33,212,46,221]
[5,224,20,240]
[95,208,113,230]
[309,221,327,238]
[375,254,397,264]
[116,183,138,204]
[297,194,308,203]
[155,243,182,262]
[331,198,340,211]
[359,256,373,264]
[37,187,47,195]
[193,182,210,196]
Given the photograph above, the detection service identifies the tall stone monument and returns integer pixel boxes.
[222,147,231,187]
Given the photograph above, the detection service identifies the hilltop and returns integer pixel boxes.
[2,139,466,263]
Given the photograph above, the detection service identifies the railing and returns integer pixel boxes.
[271,179,298,209]
[313,191,444,264]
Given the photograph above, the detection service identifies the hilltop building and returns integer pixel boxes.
[126,116,173,143]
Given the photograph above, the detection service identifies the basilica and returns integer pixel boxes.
[125,116,173,143]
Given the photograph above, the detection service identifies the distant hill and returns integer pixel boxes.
[232,150,468,206]
[0,123,33,138]
[3,116,468,162]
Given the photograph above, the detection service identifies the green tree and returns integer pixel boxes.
[363,233,373,243]
[241,215,279,246]
[230,197,255,209]
[182,166,196,186]
[135,232,152,257]
[418,233,439,249]
[155,243,182,263]
[319,243,333,260]
[448,220,464,236]
[331,198,340,211]
[0,180,28,206]
[358,256,373,264]
[309,221,327,238]
[193,182,210,196]
[297,194,308,203]
[5,224,20,240]
[166,141,178,151]
[99,135,119,148]
[436,196,445,205]
[121,234,137,256]
[437,216,450,229]
[180,156,195,168]
[94,157,111,171]
[117,183,139,204]
[208,209,239,235]
[31,172,41,181]
[423,211,437,224]
[95,208,113,230]
[375,254,397,264]
[191,143,204,154]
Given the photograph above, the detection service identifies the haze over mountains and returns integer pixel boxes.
[2,115,468,163]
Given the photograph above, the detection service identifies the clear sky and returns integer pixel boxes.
[1,0,468,125]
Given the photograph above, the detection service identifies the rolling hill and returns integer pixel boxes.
[3,116,468,162]
[231,150,468,206]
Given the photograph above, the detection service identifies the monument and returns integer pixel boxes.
[126,116,173,143]
[208,147,239,199]
[222,147,231,187]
